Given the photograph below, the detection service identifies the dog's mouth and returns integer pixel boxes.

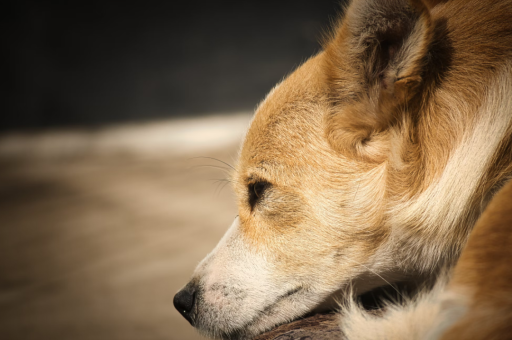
[194,286,307,340]
[234,286,307,337]
[252,286,305,319]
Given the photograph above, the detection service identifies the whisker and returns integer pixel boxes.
[218,181,231,195]
[212,180,224,198]
[206,178,233,183]
[190,164,233,175]
[209,178,232,197]
[215,181,230,197]
[190,156,237,172]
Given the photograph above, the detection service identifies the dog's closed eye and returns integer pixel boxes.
[248,181,270,209]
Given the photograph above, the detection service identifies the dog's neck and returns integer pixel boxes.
[382,63,512,275]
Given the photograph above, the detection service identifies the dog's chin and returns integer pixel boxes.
[192,288,322,340]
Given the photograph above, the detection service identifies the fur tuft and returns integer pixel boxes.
[339,276,468,340]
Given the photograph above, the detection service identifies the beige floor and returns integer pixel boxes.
[0,114,251,340]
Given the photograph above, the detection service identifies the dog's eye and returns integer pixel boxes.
[253,182,266,198]
[248,181,270,209]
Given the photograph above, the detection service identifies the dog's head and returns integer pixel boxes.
[174,0,507,338]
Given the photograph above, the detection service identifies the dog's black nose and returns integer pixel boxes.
[174,286,196,325]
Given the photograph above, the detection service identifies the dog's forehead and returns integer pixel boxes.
[237,54,332,177]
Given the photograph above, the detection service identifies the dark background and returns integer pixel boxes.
[5,0,344,131]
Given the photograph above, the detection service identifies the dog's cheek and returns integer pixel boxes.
[239,188,307,247]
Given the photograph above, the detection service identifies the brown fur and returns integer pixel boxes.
[440,180,512,340]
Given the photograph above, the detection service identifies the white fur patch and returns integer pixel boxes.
[339,278,468,340]
[387,65,512,272]
[191,218,330,339]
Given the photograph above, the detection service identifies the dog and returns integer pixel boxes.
[174,0,512,338]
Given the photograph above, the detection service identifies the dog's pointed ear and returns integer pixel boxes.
[324,0,433,162]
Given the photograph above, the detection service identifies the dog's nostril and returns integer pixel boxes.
[173,287,196,325]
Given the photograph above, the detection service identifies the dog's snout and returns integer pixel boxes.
[174,285,196,325]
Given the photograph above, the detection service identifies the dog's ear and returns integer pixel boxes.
[324,0,433,162]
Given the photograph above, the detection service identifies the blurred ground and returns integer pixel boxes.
[0,113,252,340]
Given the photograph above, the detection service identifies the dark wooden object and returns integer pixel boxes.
[253,314,344,340]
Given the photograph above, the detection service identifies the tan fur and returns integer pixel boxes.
[176,0,512,338]
[439,180,512,340]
